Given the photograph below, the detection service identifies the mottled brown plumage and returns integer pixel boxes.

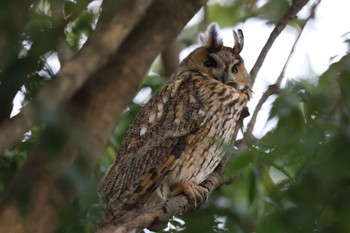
[98,23,252,226]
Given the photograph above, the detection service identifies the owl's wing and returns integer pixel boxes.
[118,70,205,163]
[100,70,207,212]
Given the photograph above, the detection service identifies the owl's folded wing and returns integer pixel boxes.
[99,71,207,211]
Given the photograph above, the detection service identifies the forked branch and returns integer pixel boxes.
[244,0,322,141]
[249,0,310,83]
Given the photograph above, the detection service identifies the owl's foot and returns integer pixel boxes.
[172,182,209,210]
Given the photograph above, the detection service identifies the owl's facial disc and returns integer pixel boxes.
[206,53,241,85]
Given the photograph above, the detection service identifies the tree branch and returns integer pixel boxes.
[161,41,184,78]
[0,0,153,153]
[244,0,321,141]
[249,0,310,83]
[244,84,279,141]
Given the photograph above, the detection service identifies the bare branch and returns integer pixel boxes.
[249,0,310,83]
[244,84,279,141]
[275,0,321,87]
[244,0,322,141]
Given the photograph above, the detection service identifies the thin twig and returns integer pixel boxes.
[276,0,321,87]
[244,84,279,141]
[244,0,322,141]
[249,0,310,83]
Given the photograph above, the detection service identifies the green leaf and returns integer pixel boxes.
[226,151,254,173]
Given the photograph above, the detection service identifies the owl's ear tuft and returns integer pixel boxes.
[199,23,223,50]
[233,29,244,55]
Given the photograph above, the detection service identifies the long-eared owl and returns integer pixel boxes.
[99,23,252,226]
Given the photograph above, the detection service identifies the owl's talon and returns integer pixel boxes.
[172,182,209,210]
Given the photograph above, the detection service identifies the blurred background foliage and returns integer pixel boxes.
[0,0,350,232]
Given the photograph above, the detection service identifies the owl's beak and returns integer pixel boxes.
[220,71,228,84]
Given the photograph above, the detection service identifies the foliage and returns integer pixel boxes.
[1,0,350,232]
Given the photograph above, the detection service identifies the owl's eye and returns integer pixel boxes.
[203,58,217,68]
[231,65,238,74]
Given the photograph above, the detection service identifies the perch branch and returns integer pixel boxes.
[244,0,321,141]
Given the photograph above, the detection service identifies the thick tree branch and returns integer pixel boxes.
[0,0,153,153]
[161,41,184,78]
[249,0,310,83]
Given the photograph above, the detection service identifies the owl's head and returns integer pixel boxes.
[180,23,250,91]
